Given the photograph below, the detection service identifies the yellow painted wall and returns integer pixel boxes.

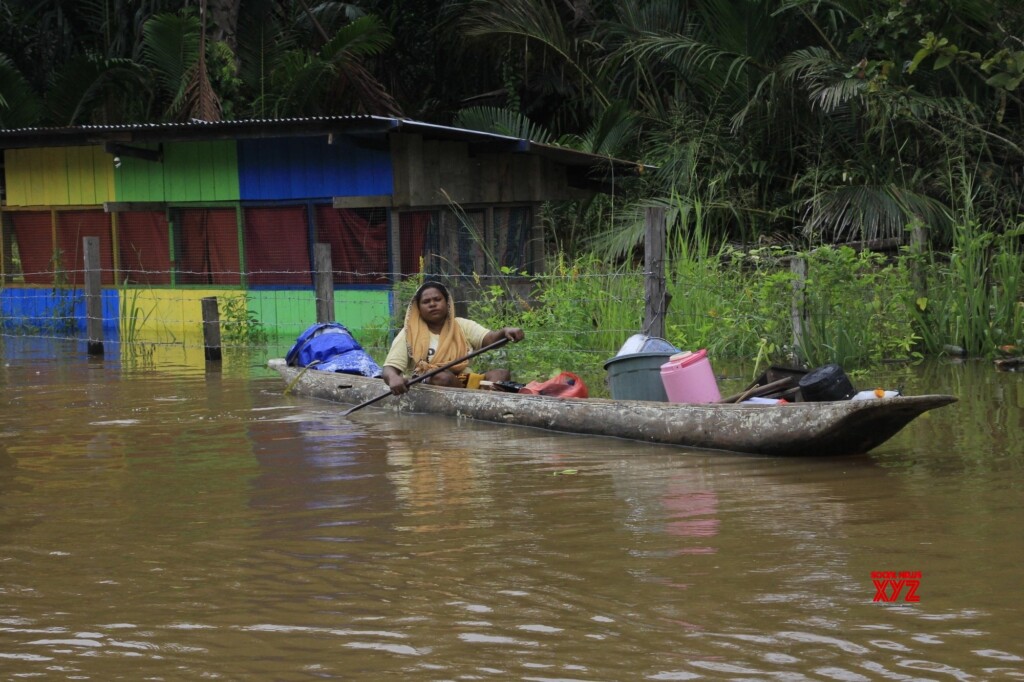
[118,338,260,377]
[4,146,115,206]
[120,288,241,342]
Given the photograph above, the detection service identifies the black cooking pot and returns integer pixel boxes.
[798,363,856,402]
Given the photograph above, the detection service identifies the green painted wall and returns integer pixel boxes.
[114,143,165,201]
[248,289,391,339]
[114,141,239,202]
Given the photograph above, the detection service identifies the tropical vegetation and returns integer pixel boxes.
[2,0,1022,365]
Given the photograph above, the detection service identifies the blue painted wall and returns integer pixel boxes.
[237,136,393,200]
[1,289,120,332]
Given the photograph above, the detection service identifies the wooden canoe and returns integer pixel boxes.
[268,359,957,457]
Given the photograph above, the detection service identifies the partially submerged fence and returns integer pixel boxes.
[0,209,943,373]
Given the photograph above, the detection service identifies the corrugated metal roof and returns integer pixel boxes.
[0,115,652,175]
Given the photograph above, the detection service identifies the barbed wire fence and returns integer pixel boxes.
[0,259,799,368]
[1,204,922,374]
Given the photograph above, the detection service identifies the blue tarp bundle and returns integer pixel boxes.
[285,323,383,378]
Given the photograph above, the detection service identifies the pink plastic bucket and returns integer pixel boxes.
[660,349,721,403]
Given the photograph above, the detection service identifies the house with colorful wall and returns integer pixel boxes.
[0,116,639,345]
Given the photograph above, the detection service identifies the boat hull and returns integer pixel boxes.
[269,360,957,456]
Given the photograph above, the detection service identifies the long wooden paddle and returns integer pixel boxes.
[342,337,511,416]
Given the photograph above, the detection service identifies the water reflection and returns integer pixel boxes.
[385,443,491,521]
[0,345,1021,680]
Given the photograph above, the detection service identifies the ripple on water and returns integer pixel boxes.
[517,624,563,634]
[27,638,103,647]
[458,632,538,646]
[869,638,912,651]
[343,642,425,656]
[776,631,871,655]
[0,652,54,662]
[0,355,1020,680]
[897,658,974,680]
[813,666,872,681]
[974,649,1024,662]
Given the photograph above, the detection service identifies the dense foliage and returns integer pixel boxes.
[2,1,1022,362]
[2,1,1022,246]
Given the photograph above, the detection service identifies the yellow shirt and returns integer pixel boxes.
[383,318,490,375]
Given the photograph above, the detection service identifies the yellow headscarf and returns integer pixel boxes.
[405,282,471,376]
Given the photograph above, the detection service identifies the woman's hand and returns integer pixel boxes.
[381,367,409,395]
[484,327,525,346]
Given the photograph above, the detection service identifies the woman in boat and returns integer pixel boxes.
[381,281,525,395]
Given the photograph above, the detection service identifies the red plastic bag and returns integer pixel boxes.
[519,372,588,398]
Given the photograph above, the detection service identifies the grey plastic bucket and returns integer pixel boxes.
[615,334,679,357]
[604,352,675,402]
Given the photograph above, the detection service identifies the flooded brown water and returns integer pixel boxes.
[1,338,1022,680]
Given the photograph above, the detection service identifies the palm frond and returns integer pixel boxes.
[625,32,753,86]
[610,0,689,34]
[0,53,43,127]
[575,100,638,158]
[454,106,554,143]
[44,56,151,125]
[801,184,952,242]
[141,12,201,116]
[180,62,221,122]
[320,15,393,61]
[235,4,294,116]
[260,51,334,117]
[694,0,777,59]
[462,0,573,55]
[294,1,365,37]
[777,47,863,113]
[315,15,400,115]
[461,0,608,107]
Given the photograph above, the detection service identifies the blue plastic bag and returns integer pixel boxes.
[286,323,382,378]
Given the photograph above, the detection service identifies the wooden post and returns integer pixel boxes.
[314,242,334,323]
[643,207,667,339]
[910,224,928,302]
[529,202,545,275]
[388,208,401,285]
[452,282,469,318]
[201,297,222,362]
[1,212,8,283]
[83,236,103,356]
[790,256,808,364]
[484,206,495,277]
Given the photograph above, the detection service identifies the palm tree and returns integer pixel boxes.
[591,0,1023,250]
[235,1,400,117]
[458,0,611,131]
[0,0,403,126]
[0,54,43,127]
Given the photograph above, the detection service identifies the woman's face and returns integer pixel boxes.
[417,286,449,326]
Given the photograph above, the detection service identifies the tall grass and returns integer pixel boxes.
[469,254,642,383]
[904,165,1024,356]
[910,223,1024,356]
[468,244,928,385]
[798,246,920,367]
[989,234,1024,348]
[662,196,775,361]
[119,284,155,366]
[378,186,1018,389]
